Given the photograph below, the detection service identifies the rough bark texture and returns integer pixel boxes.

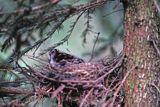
[123,0,160,107]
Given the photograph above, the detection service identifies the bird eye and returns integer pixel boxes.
[50,49,56,54]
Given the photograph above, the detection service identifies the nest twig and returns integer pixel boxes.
[21,52,124,107]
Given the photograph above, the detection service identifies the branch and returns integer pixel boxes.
[89,32,100,61]
[0,0,107,16]
[0,0,61,15]
[48,0,107,16]
[41,11,86,55]
[9,14,69,62]
[0,87,33,95]
[7,0,108,61]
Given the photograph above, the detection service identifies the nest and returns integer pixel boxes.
[25,53,124,107]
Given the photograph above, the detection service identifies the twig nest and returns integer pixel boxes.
[25,52,124,107]
[34,62,105,85]
[53,62,104,76]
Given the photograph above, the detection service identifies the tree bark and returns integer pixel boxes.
[123,0,160,107]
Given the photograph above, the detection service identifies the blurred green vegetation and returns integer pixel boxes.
[0,0,123,61]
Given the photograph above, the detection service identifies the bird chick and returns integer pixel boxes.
[48,49,84,67]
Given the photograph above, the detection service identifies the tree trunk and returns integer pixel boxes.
[123,0,160,107]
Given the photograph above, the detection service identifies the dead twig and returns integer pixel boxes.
[80,88,94,107]
[151,40,160,57]
[51,84,65,99]
[0,87,33,95]
[151,83,160,93]
[89,32,100,61]
[94,53,124,84]
[153,0,160,13]
[110,65,137,107]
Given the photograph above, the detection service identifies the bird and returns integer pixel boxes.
[48,49,84,67]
